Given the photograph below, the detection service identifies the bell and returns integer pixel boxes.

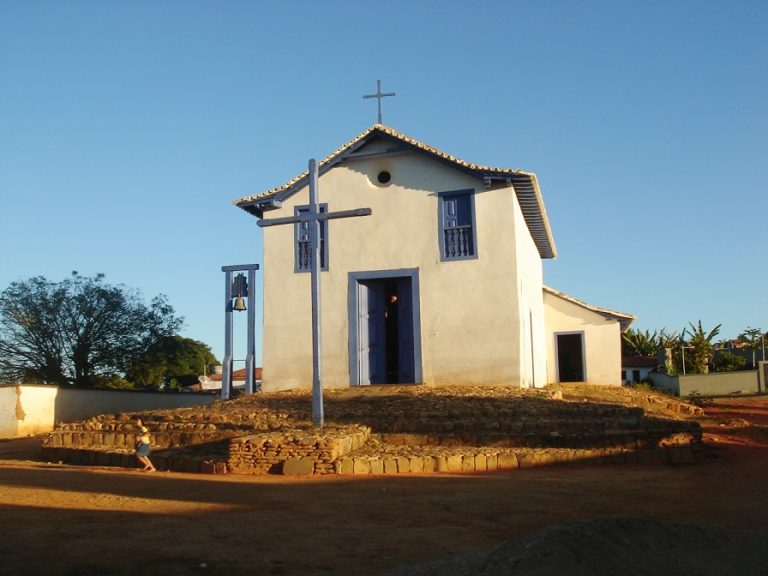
[232,297,247,312]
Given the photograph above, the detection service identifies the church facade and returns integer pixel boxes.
[235,125,633,391]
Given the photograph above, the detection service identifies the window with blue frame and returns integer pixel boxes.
[295,204,328,272]
[439,190,476,260]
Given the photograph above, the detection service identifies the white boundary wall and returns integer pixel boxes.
[649,371,759,397]
[0,384,215,439]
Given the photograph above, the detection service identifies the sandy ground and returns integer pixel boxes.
[0,396,766,576]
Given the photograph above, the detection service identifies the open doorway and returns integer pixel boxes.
[349,269,421,385]
[556,332,585,382]
[382,278,401,383]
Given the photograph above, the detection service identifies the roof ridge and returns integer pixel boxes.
[233,124,531,205]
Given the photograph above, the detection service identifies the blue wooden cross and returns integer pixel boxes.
[258,159,372,427]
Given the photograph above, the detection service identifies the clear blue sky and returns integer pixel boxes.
[1,1,766,365]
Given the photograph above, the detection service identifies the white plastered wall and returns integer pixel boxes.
[513,194,548,388]
[260,149,544,390]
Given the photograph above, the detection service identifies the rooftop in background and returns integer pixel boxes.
[622,356,660,368]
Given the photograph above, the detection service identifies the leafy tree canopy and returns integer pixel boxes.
[621,328,679,356]
[0,272,183,387]
[126,335,219,389]
[737,327,767,349]
[654,321,720,375]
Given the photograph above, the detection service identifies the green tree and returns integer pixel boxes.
[622,329,663,356]
[714,351,746,372]
[656,330,682,374]
[681,321,721,374]
[126,335,218,389]
[623,329,680,375]
[738,327,767,349]
[0,272,182,387]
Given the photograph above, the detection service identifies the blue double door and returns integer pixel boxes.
[355,276,416,385]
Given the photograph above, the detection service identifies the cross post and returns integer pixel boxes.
[257,159,372,427]
[363,79,396,124]
[308,160,322,427]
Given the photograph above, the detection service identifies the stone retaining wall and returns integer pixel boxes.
[228,425,370,475]
[334,443,701,475]
[41,434,702,475]
[40,385,705,476]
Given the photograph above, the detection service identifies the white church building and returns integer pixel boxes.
[235,124,633,391]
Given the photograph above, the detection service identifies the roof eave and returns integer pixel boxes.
[234,124,558,259]
[543,285,635,332]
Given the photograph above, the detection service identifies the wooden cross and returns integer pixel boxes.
[257,159,372,427]
[363,79,396,124]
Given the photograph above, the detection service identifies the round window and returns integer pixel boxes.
[377,171,392,185]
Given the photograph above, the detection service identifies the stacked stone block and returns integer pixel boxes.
[228,425,370,475]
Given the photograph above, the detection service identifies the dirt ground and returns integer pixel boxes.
[1,395,767,576]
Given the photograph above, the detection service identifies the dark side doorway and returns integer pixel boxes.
[556,333,585,382]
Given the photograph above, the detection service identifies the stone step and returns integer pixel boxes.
[331,443,704,476]
[380,428,702,450]
[42,430,705,476]
[52,412,698,440]
[43,420,702,455]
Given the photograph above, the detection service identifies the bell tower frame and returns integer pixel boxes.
[221,263,260,399]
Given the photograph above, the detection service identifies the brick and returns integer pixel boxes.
[498,453,518,470]
[396,457,410,474]
[369,458,384,474]
[335,457,352,475]
[178,458,196,472]
[461,455,475,471]
[409,456,424,473]
[383,458,398,474]
[352,458,370,475]
[517,453,535,468]
[446,455,463,471]
[283,457,315,475]
[475,453,487,471]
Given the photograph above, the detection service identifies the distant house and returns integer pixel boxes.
[186,367,262,392]
[621,356,659,385]
[235,124,634,391]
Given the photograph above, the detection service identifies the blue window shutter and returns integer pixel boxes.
[455,195,471,227]
[439,190,476,260]
[294,205,328,272]
[443,196,458,229]
[319,207,327,269]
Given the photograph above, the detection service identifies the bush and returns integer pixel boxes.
[92,374,134,390]
[714,351,747,372]
[627,379,654,391]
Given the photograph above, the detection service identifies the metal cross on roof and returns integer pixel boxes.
[363,79,395,124]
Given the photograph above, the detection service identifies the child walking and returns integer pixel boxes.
[134,418,156,472]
